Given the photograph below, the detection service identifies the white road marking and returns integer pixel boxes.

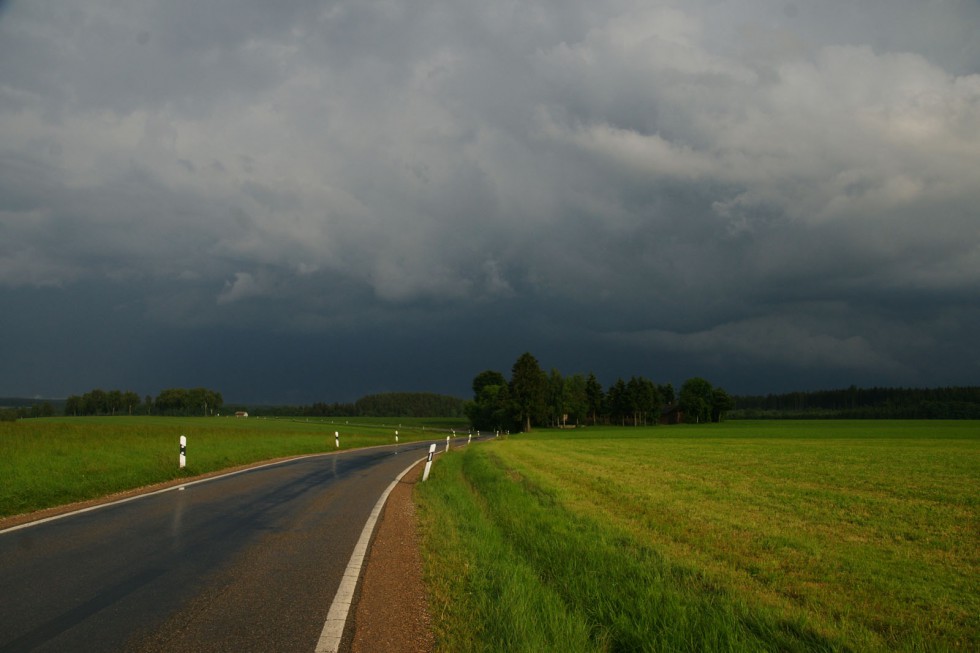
[314,455,427,653]
[1,439,456,653]
[0,453,330,535]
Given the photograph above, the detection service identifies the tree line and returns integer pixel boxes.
[466,352,733,432]
[64,387,224,417]
[9,389,462,420]
[0,400,57,421]
[731,385,980,419]
[224,392,467,419]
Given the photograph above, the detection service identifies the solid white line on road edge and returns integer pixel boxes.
[1,440,452,537]
[315,455,427,653]
[2,442,440,536]
[0,453,336,535]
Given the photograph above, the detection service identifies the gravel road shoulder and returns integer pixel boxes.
[348,460,433,653]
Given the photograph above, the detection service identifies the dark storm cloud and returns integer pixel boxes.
[1,0,978,401]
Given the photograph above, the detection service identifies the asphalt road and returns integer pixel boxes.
[0,439,446,653]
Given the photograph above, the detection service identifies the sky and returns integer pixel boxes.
[1,0,978,404]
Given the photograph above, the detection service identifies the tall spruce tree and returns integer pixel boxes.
[510,352,547,432]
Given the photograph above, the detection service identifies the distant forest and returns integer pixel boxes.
[0,390,464,421]
[226,392,467,419]
[4,385,980,422]
[0,397,61,421]
[731,386,980,419]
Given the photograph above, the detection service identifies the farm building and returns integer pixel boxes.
[660,404,684,425]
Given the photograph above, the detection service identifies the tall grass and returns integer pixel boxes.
[416,421,979,652]
[0,416,460,518]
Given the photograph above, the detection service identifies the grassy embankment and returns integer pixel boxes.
[416,421,979,652]
[0,415,466,518]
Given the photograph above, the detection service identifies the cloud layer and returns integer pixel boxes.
[2,0,978,401]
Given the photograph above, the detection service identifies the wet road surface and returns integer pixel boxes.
[0,441,440,653]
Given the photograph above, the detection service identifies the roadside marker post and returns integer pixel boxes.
[422,443,436,482]
[395,430,399,443]
[445,435,450,452]
[179,435,187,469]
[468,432,472,444]
[335,431,339,448]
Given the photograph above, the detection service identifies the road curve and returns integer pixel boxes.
[0,440,443,653]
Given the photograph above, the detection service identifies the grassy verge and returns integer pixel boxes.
[416,421,979,652]
[0,415,464,518]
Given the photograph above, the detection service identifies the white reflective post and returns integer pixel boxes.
[335,431,339,448]
[179,435,187,469]
[422,443,437,481]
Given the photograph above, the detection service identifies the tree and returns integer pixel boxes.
[547,368,566,427]
[625,376,644,425]
[31,402,55,418]
[472,370,507,396]
[208,389,224,415]
[65,395,82,417]
[155,388,189,414]
[186,387,223,416]
[106,390,123,416]
[606,378,630,425]
[585,373,604,425]
[509,352,547,432]
[711,388,735,422]
[121,391,140,416]
[466,370,512,431]
[564,373,589,427]
[678,377,714,423]
[83,389,107,415]
[626,376,662,425]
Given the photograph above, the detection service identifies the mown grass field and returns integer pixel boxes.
[0,415,467,518]
[416,421,979,652]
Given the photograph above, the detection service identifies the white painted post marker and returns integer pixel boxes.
[395,430,399,443]
[179,435,187,469]
[335,431,339,448]
[446,435,450,452]
[468,432,472,444]
[422,443,436,482]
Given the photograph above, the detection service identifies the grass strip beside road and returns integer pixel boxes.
[416,422,979,652]
[0,416,465,518]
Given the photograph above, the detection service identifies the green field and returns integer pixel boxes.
[0,415,466,518]
[4,417,976,649]
[416,421,979,652]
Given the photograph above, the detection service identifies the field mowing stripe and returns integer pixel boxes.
[314,454,429,653]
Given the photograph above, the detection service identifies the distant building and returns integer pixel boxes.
[660,404,683,425]
[235,411,249,418]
